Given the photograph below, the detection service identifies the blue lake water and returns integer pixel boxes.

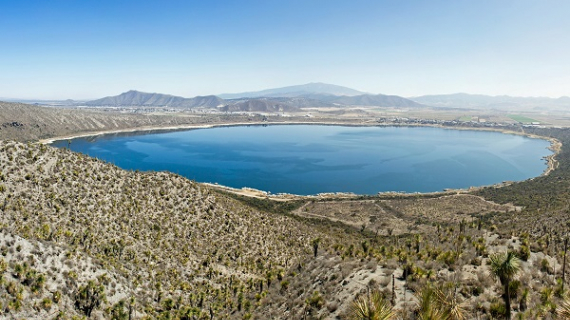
[52,125,553,195]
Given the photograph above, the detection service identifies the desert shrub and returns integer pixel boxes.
[518,245,531,261]
[306,291,325,309]
[472,286,484,297]
[489,301,506,318]
[280,280,289,292]
[41,297,52,310]
[470,257,482,266]
[540,258,552,274]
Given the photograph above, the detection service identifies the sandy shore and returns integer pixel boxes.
[40,120,562,199]
[39,122,254,144]
[39,120,378,144]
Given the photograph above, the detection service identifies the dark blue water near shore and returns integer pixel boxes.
[52,125,552,195]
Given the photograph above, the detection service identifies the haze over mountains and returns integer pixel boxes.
[4,82,570,112]
[80,83,426,111]
[219,82,366,98]
[410,93,570,111]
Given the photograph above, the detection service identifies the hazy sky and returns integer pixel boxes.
[1,0,569,99]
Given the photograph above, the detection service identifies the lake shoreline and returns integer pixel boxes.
[41,120,561,200]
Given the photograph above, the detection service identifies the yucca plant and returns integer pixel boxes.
[348,290,395,320]
[557,297,570,319]
[415,284,447,320]
[415,283,466,320]
[489,251,521,320]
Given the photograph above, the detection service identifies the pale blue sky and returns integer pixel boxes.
[1,0,569,99]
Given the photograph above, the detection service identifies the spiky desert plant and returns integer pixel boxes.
[557,297,570,319]
[443,296,466,320]
[415,284,447,320]
[415,283,465,320]
[348,290,395,320]
[489,251,521,320]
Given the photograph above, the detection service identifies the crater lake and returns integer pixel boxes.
[52,125,553,195]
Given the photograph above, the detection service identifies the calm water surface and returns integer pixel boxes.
[53,125,552,195]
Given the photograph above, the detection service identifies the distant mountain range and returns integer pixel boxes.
[7,83,570,112]
[319,94,425,108]
[410,93,570,111]
[77,83,426,111]
[0,98,82,107]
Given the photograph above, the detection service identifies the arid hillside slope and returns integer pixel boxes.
[0,140,367,318]
[0,101,230,141]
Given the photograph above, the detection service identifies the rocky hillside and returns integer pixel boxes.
[85,91,188,107]
[219,99,299,113]
[85,91,225,108]
[0,140,364,318]
[0,101,260,141]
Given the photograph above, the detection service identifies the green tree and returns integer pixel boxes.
[489,251,521,320]
[311,238,321,258]
[109,299,128,320]
[348,290,395,320]
[75,280,106,317]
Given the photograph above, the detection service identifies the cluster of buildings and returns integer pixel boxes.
[376,117,542,129]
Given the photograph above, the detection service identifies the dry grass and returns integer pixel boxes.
[293,194,514,237]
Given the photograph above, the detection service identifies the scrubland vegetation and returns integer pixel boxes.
[0,141,363,318]
[2,103,570,319]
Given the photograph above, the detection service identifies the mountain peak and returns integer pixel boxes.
[219,82,366,99]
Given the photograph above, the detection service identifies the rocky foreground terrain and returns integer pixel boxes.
[1,102,570,319]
